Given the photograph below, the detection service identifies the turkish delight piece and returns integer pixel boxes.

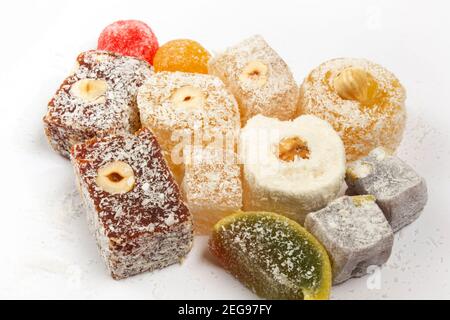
[137,71,240,182]
[298,58,406,161]
[71,128,193,279]
[181,147,242,234]
[240,114,346,225]
[209,35,298,124]
[346,147,427,232]
[305,195,394,284]
[44,50,152,158]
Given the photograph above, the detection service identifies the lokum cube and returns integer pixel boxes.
[181,147,242,234]
[71,129,193,279]
[44,50,152,158]
[346,147,427,232]
[305,196,394,284]
[209,35,298,124]
[137,72,240,182]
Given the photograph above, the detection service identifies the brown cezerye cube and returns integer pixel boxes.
[44,50,153,158]
[71,128,193,279]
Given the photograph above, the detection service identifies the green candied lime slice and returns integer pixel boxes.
[209,211,332,300]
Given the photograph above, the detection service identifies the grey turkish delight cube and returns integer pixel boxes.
[305,195,394,285]
[346,147,427,232]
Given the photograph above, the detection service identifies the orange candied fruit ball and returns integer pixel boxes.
[153,39,211,74]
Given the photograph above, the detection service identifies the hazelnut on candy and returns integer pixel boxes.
[278,136,310,162]
[298,58,406,161]
[170,85,205,109]
[137,72,240,183]
[71,79,108,103]
[333,67,379,105]
[43,51,152,158]
[96,161,135,194]
[71,129,193,280]
[239,60,269,87]
[209,35,298,125]
[240,114,346,224]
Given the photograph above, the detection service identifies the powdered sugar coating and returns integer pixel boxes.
[44,50,153,158]
[71,129,193,279]
[209,212,331,300]
[209,35,298,124]
[305,196,394,284]
[298,58,406,161]
[182,148,242,234]
[346,147,427,232]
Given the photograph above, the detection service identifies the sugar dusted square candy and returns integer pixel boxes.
[182,147,242,234]
[346,147,428,232]
[71,129,193,279]
[44,50,153,158]
[209,35,298,124]
[305,196,394,284]
[137,72,240,182]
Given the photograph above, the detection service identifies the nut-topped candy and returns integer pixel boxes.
[298,58,406,161]
[71,129,193,279]
[346,147,428,232]
[209,35,298,125]
[240,114,346,224]
[44,50,153,158]
[137,72,240,182]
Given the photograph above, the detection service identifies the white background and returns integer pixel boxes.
[0,0,449,299]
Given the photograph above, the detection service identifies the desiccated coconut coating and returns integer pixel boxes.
[346,147,427,232]
[181,147,242,234]
[305,196,394,284]
[208,35,298,125]
[71,129,193,279]
[209,211,331,300]
[44,50,153,158]
[137,72,240,182]
[298,58,406,161]
[240,115,346,225]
